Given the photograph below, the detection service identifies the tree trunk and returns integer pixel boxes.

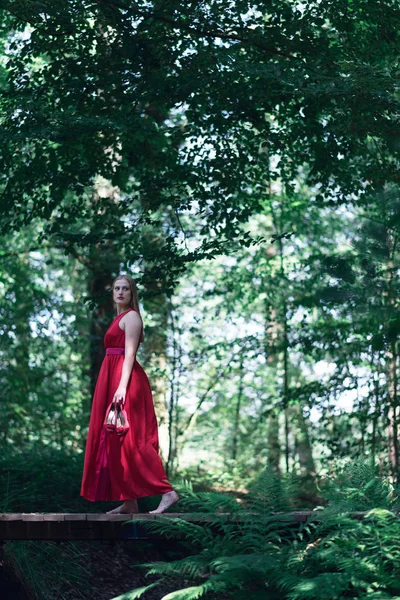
[87,250,118,399]
[267,409,281,474]
[371,351,381,465]
[293,404,316,478]
[166,298,179,475]
[387,342,399,481]
[385,234,399,482]
[274,231,292,474]
[141,272,170,461]
[264,297,281,471]
[232,356,244,461]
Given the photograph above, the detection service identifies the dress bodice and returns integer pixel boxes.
[104,309,142,350]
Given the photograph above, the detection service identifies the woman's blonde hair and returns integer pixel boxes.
[112,274,144,343]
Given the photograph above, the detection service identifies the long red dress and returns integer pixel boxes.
[80,308,173,501]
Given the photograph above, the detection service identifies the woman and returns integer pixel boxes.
[80,274,179,514]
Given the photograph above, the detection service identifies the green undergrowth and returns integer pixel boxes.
[3,451,400,600]
[5,538,92,600]
[0,448,86,513]
[122,461,400,600]
[0,448,177,600]
[0,448,168,513]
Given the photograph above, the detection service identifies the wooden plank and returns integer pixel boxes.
[64,514,88,521]
[105,514,135,522]
[87,513,116,521]
[46,521,68,540]
[44,514,65,521]
[0,510,397,541]
[0,511,382,523]
[21,514,44,521]
[4,521,26,540]
[26,522,45,540]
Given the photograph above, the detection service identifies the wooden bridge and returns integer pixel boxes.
[0,511,317,541]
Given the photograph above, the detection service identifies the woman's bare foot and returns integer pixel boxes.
[106,499,138,514]
[149,491,180,514]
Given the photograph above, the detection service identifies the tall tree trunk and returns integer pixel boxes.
[232,355,244,461]
[371,351,381,465]
[264,296,281,471]
[277,235,290,473]
[294,409,316,476]
[267,409,281,474]
[385,234,399,482]
[166,298,178,475]
[13,255,32,437]
[14,255,31,395]
[387,342,399,481]
[87,248,119,399]
[141,272,170,461]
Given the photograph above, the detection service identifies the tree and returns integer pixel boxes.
[0,0,398,260]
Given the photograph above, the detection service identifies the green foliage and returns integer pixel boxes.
[321,460,396,513]
[7,539,91,600]
[125,468,302,599]
[1,0,399,257]
[111,582,161,600]
[0,448,84,512]
[286,508,400,599]
[125,464,400,600]
[0,230,89,453]
[0,0,399,487]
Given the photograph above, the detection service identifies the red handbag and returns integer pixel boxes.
[104,400,129,436]
[116,402,130,437]
[104,401,118,432]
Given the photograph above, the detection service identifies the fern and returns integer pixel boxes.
[321,459,395,512]
[125,462,400,599]
[246,466,297,514]
[125,514,215,545]
[143,555,209,579]
[160,577,232,600]
[125,467,296,599]
[176,486,243,515]
[281,468,400,600]
[110,581,163,600]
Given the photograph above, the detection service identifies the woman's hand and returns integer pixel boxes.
[113,387,127,407]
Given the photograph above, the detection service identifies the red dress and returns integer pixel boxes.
[80,308,173,501]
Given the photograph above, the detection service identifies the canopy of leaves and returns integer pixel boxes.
[0,0,399,256]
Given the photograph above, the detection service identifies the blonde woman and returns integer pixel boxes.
[80,274,179,514]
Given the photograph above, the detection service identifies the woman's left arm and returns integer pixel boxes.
[113,311,142,406]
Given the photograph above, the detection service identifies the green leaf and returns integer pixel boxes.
[110,581,161,600]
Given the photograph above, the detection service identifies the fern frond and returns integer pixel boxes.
[161,570,252,600]
[125,516,214,545]
[110,580,162,600]
[210,551,280,576]
[169,482,242,515]
[323,459,394,511]
[246,467,295,514]
[187,491,242,514]
[142,555,209,580]
[161,586,207,600]
[287,572,352,600]
[227,592,278,600]
[361,594,400,600]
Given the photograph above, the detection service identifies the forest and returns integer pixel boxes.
[1,1,400,599]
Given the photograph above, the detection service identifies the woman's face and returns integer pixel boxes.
[113,279,132,308]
